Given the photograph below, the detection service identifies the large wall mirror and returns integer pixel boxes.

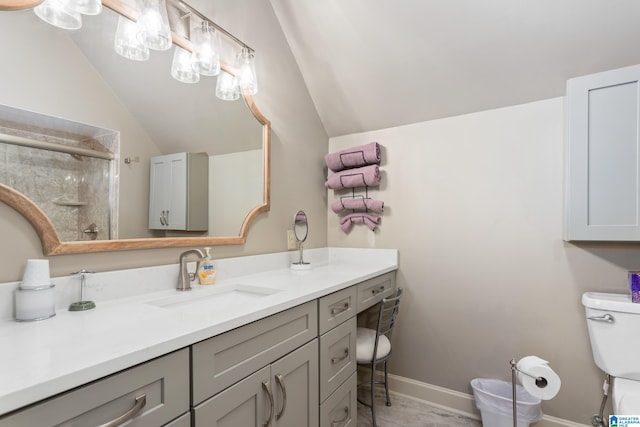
[0,0,270,255]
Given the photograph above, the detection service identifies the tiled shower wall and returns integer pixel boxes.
[0,142,111,241]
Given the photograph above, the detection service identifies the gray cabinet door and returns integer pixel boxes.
[272,340,319,427]
[195,340,319,427]
[566,64,640,240]
[193,366,271,427]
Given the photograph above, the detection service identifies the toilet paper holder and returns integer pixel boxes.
[510,359,548,388]
[509,358,545,427]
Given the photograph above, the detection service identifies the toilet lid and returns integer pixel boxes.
[614,378,640,414]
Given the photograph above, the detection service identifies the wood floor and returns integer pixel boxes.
[356,391,482,427]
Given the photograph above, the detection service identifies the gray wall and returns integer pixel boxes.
[327,97,640,423]
[0,0,329,282]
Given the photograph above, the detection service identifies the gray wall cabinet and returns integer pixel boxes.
[566,64,640,241]
[148,152,209,231]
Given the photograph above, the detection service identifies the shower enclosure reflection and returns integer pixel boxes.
[1,144,111,241]
[0,108,119,242]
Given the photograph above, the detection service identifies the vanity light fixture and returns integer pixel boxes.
[136,0,172,51]
[171,45,200,83]
[32,0,258,98]
[114,15,150,61]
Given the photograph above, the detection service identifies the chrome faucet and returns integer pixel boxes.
[177,249,205,291]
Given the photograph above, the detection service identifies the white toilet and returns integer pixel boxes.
[582,292,640,414]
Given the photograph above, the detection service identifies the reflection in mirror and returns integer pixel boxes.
[0,3,270,255]
[291,210,311,270]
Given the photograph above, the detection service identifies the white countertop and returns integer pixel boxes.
[0,247,398,415]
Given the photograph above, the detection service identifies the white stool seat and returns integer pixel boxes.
[614,377,640,415]
[356,327,391,363]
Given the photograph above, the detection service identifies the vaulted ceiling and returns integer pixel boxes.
[270,0,640,137]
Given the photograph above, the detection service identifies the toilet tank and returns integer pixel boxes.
[582,292,640,380]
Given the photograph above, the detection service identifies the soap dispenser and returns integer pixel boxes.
[197,247,217,285]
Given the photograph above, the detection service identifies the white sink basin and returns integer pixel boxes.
[146,284,281,312]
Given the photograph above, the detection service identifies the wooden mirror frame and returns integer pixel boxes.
[0,0,271,255]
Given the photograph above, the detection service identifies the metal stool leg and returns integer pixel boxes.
[384,360,391,406]
[370,361,377,426]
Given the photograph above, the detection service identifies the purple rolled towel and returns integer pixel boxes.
[340,212,380,231]
[325,165,380,190]
[325,142,381,172]
[340,213,380,233]
[331,198,384,214]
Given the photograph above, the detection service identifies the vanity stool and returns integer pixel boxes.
[356,287,403,427]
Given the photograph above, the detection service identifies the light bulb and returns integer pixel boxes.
[191,21,220,76]
[137,0,172,51]
[215,70,239,101]
[171,46,200,84]
[114,16,149,61]
[69,0,101,15]
[237,47,258,96]
[34,0,82,30]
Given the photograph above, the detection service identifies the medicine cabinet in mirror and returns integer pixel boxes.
[0,0,270,255]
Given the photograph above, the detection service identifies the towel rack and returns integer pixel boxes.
[325,143,385,233]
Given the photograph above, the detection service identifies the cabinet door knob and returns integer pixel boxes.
[97,394,146,427]
[262,381,274,427]
[275,373,287,420]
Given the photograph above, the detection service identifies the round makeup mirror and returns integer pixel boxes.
[291,210,311,270]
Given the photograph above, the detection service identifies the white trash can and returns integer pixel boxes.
[471,378,543,427]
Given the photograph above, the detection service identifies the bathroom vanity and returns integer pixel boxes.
[0,248,397,427]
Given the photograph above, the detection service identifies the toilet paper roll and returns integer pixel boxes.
[21,259,50,288]
[516,355,561,400]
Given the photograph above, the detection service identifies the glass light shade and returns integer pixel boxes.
[171,46,200,84]
[114,16,149,61]
[68,0,101,15]
[191,21,220,76]
[237,48,258,96]
[215,70,239,101]
[137,0,172,51]
[34,0,82,30]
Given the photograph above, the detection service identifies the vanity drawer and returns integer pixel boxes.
[320,316,356,402]
[318,286,357,335]
[356,271,396,312]
[0,348,189,427]
[165,411,191,427]
[320,372,357,427]
[192,301,318,404]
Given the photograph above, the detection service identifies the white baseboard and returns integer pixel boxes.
[387,374,590,427]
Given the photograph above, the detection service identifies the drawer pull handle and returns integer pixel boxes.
[262,381,274,427]
[331,406,350,427]
[97,394,146,427]
[371,286,385,295]
[331,302,350,315]
[275,374,287,420]
[331,348,349,364]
